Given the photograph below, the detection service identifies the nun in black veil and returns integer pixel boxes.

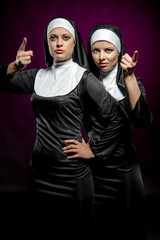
[64,23,152,240]
[0,18,127,239]
[87,23,152,240]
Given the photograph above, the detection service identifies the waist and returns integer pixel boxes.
[31,137,90,179]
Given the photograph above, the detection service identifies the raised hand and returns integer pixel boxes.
[120,50,138,77]
[62,138,95,159]
[15,37,33,67]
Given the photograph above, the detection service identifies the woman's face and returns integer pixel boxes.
[48,27,75,63]
[91,41,119,71]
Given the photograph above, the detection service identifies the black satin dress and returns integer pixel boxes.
[86,22,152,240]
[1,66,125,238]
[87,76,152,240]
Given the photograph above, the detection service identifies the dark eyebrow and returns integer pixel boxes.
[49,34,57,36]
[49,33,71,37]
[62,33,72,36]
[104,47,114,50]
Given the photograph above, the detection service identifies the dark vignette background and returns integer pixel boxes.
[0,0,159,239]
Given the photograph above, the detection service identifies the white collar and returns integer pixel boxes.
[53,58,73,67]
[100,64,125,101]
[34,59,86,97]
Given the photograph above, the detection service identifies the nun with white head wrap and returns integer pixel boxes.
[88,23,152,127]
[0,17,128,238]
[85,23,153,240]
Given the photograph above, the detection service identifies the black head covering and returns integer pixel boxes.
[44,16,89,70]
[87,23,126,79]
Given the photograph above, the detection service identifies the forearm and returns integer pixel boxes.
[124,74,141,110]
[131,94,153,128]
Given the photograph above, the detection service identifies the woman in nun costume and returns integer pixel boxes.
[64,23,152,240]
[0,18,127,238]
[87,23,153,240]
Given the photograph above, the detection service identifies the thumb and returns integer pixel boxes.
[18,37,27,51]
[82,138,86,144]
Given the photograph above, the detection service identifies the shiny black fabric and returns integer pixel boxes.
[87,23,152,240]
[0,67,126,238]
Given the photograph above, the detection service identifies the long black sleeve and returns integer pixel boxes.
[130,78,152,128]
[0,67,39,94]
[81,72,128,161]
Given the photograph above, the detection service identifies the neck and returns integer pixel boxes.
[53,58,73,67]
[100,64,118,79]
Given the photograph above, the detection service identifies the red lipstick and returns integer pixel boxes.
[56,49,64,54]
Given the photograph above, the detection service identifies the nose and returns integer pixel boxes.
[99,51,105,61]
[57,38,63,47]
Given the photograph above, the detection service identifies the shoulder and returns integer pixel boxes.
[80,70,98,86]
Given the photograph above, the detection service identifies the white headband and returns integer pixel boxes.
[47,18,75,39]
[90,29,121,53]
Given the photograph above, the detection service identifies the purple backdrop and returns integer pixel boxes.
[0,0,159,197]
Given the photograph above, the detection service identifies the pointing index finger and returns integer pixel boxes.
[18,37,27,51]
[132,50,138,62]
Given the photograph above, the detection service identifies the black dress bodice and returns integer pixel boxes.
[30,89,89,181]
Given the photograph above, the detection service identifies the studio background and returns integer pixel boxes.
[0,0,159,239]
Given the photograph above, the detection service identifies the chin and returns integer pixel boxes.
[100,67,108,70]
